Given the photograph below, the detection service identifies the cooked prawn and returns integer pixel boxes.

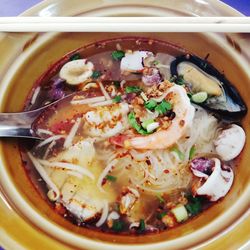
[113,85,195,150]
[83,103,130,138]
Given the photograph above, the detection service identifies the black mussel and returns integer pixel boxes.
[170,54,247,121]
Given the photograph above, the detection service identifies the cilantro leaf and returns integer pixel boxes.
[125,86,142,94]
[106,175,117,182]
[112,220,124,232]
[155,100,172,115]
[128,112,150,135]
[138,219,145,233]
[112,95,122,103]
[111,50,125,61]
[91,71,102,79]
[69,53,81,61]
[113,81,121,89]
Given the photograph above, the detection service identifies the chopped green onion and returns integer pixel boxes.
[106,175,117,182]
[153,60,160,65]
[155,100,172,115]
[185,195,202,216]
[138,219,145,232]
[91,71,102,79]
[112,220,124,231]
[69,53,81,61]
[140,92,148,102]
[157,211,167,220]
[144,99,157,111]
[156,194,165,203]
[112,95,122,103]
[191,91,208,103]
[171,205,188,222]
[111,50,125,61]
[113,81,121,88]
[128,112,150,135]
[125,86,142,94]
[141,119,155,129]
[189,145,196,160]
[146,122,159,133]
[171,147,185,161]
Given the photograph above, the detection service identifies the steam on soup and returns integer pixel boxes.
[21,37,247,234]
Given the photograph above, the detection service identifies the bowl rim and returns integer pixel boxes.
[0,29,250,249]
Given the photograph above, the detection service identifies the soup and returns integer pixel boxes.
[20,37,247,235]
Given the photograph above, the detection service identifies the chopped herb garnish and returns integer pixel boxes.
[113,81,121,89]
[140,92,148,102]
[128,112,150,135]
[175,75,185,85]
[189,145,196,160]
[155,99,172,115]
[69,53,81,61]
[125,86,142,94]
[106,175,117,182]
[144,99,157,111]
[187,92,193,99]
[169,76,177,83]
[171,147,185,161]
[112,220,124,232]
[141,119,155,129]
[138,219,145,232]
[185,195,203,216]
[111,50,125,61]
[112,95,122,103]
[153,60,160,65]
[91,70,102,79]
[156,194,165,203]
[157,211,167,220]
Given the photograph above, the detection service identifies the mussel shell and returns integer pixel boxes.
[170,54,247,121]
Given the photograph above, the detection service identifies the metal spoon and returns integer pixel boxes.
[0,105,53,140]
[0,93,77,140]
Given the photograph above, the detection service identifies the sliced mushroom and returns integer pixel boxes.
[194,158,234,201]
[59,59,94,85]
[120,51,153,73]
[214,124,246,161]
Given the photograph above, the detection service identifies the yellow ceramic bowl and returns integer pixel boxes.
[0,1,250,250]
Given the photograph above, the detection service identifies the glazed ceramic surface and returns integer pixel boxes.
[0,1,250,250]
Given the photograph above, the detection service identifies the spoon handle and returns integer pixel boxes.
[0,110,42,139]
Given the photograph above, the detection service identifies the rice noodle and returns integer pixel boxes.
[36,135,65,148]
[107,211,120,221]
[37,128,53,136]
[120,80,126,89]
[98,81,111,100]
[97,159,118,192]
[43,140,56,159]
[63,118,82,148]
[27,152,60,200]
[31,86,41,105]
[38,159,94,180]
[96,200,109,227]
[67,171,83,179]
[129,222,140,229]
[71,96,105,105]
[89,99,113,107]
